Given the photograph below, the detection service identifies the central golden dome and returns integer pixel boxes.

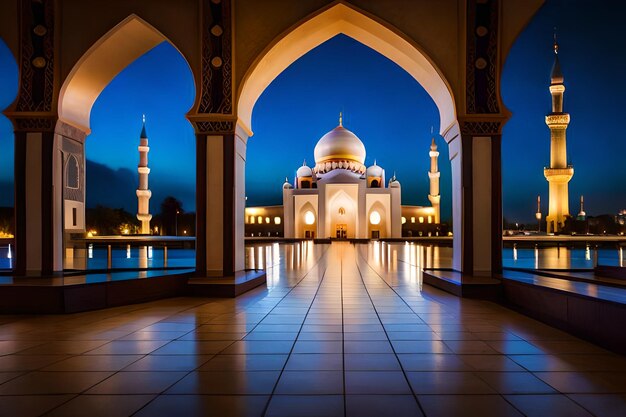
[313,117,366,174]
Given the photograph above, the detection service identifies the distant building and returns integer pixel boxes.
[245,115,443,238]
[544,36,574,233]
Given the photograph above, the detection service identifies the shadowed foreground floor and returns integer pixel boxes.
[0,242,625,416]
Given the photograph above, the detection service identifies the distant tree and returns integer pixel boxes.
[86,205,138,235]
[160,196,183,235]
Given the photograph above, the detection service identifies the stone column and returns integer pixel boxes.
[5,0,61,275]
[193,120,246,277]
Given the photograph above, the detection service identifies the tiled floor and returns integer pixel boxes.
[0,242,625,416]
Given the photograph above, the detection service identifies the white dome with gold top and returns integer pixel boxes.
[313,114,366,175]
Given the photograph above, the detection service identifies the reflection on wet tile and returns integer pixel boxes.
[0,242,623,415]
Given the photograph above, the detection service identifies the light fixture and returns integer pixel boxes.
[370,211,381,225]
[304,211,315,225]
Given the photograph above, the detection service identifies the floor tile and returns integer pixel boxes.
[0,395,74,417]
[134,395,269,417]
[344,353,401,370]
[44,394,155,417]
[346,395,424,417]
[406,371,495,394]
[86,371,186,394]
[199,354,288,371]
[123,354,213,371]
[166,371,280,394]
[505,394,594,417]
[345,371,411,394]
[285,353,343,370]
[477,371,557,394]
[275,370,343,394]
[567,394,626,417]
[418,394,523,417]
[265,395,344,417]
[0,371,111,394]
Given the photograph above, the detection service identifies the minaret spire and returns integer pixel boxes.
[136,115,152,234]
[544,33,573,233]
[427,130,441,223]
[338,112,343,127]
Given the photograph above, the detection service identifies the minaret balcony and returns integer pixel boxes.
[545,113,570,127]
[138,167,151,175]
[428,171,440,179]
[544,166,573,183]
[136,189,152,198]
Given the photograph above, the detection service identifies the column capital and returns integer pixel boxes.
[188,114,237,135]
[4,112,57,133]
[458,116,507,136]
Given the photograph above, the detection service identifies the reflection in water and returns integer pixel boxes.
[504,246,625,269]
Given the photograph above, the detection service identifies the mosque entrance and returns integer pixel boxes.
[336,224,347,239]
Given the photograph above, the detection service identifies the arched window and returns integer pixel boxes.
[370,179,379,188]
[338,207,346,216]
[66,155,80,189]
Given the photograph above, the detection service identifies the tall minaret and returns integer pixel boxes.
[136,115,152,234]
[544,34,573,233]
[427,129,441,223]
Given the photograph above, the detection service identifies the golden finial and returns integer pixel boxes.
[339,112,343,127]
[553,27,559,54]
[142,114,146,123]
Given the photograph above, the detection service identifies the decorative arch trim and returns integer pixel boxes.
[236,2,457,136]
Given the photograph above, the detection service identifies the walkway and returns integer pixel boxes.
[0,242,625,416]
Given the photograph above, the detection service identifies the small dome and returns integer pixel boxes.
[283,177,293,189]
[389,173,401,188]
[367,160,383,178]
[296,161,312,178]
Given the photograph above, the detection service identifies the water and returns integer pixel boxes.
[503,246,624,269]
[1,242,624,272]
[64,245,195,270]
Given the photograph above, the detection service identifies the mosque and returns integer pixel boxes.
[245,114,442,239]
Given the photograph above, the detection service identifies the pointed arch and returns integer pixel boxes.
[236,2,456,136]
[58,14,195,133]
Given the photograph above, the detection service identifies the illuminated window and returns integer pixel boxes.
[369,211,381,225]
[257,216,262,224]
[411,217,415,223]
[401,216,406,224]
[265,217,270,224]
[250,216,255,224]
[304,211,315,225]
[274,217,281,225]
[428,216,432,224]
[419,216,424,223]
[338,207,346,215]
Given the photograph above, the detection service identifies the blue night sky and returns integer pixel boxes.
[0,0,625,223]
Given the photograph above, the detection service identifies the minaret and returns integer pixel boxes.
[544,33,573,233]
[427,129,441,223]
[577,195,586,221]
[136,115,152,234]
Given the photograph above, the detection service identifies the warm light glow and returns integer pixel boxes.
[274,217,281,225]
[87,229,97,238]
[304,211,315,225]
[183,230,187,235]
[401,217,406,224]
[369,211,381,225]
[250,216,255,224]
[419,217,424,223]
[123,228,130,235]
[257,216,262,224]
[428,216,432,224]
[411,217,416,223]
[265,217,270,224]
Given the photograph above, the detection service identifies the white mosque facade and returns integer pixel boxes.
[245,116,443,239]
